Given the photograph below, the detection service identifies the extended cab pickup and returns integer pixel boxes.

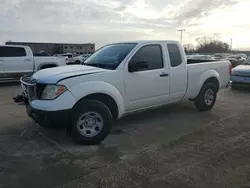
[0,45,67,81]
[19,41,231,145]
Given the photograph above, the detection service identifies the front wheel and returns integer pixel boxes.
[194,83,217,112]
[71,100,113,145]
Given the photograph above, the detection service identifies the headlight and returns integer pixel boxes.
[41,85,67,100]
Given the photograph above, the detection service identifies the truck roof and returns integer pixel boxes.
[0,45,30,48]
[111,40,179,45]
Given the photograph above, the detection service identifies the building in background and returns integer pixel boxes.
[5,41,95,55]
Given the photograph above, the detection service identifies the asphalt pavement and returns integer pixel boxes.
[1,84,250,188]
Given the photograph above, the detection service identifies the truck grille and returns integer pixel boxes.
[20,77,37,101]
[27,85,36,101]
[36,84,46,98]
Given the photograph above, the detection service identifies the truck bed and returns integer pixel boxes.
[184,60,231,100]
[34,56,67,70]
[187,59,218,64]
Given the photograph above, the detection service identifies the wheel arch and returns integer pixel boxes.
[75,93,119,120]
[69,81,125,119]
[75,60,81,64]
[196,70,220,97]
[38,63,57,70]
[203,77,220,92]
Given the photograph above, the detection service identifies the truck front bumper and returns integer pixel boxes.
[26,102,71,128]
[24,91,77,128]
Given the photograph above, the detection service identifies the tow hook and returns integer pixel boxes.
[226,81,232,88]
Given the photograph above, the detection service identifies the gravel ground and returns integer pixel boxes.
[0,83,250,188]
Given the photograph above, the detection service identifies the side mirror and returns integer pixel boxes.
[128,60,148,72]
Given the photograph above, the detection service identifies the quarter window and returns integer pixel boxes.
[167,44,182,67]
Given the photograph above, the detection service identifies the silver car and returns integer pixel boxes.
[231,57,250,88]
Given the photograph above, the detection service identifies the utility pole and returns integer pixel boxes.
[230,38,233,51]
[177,29,186,45]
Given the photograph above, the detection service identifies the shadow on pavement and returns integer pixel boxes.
[0,80,20,87]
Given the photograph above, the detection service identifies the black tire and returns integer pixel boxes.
[194,83,217,112]
[71,100,113,145]
[75,60,81,64]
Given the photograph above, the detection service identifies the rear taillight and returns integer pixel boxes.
[66,58,68,64]
[229,63,232,76]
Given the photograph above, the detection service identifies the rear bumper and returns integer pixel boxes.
[231,75,250,88]
[26,103,71,127]
[231,81,250,88]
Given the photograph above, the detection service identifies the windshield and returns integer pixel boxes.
[84,43,137,70]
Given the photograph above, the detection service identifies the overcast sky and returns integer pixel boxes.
[1,0,250,49]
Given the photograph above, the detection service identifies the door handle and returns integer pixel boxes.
[24,59,31,61]
[160,73,169,77]
[0,59,3,61]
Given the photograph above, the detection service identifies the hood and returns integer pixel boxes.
[33,65,108,84]
[232,65,250,76]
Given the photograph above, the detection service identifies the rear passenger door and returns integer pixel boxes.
[166,43,187,102]
[0,46,33,78]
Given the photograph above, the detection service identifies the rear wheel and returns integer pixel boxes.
[40,65,57,70]
[75,60,81,64]
[194,83,217,111]
[71,100,113,145]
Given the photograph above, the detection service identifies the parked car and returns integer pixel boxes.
[237,53,247,59]
[236,56,246,62]
[231,57,250,88]
[74,54,92,64]
[19,40,231,145]
[187,55,215,60]
[55,53,75,64]
[0,45,68,81]
[224,57,240,68]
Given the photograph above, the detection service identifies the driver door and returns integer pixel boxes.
[123,44,170,112]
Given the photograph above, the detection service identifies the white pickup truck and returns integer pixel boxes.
[0,45,67,81]
[19,40,231,145]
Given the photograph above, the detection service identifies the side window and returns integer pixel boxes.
[0,47,26,57]
[167,44,182,67]
[0,47,6,57]
[129,44,163,71]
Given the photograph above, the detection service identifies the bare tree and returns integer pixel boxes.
[195,34,229,53]
[213,33,221,41]
[183,43,195,53]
